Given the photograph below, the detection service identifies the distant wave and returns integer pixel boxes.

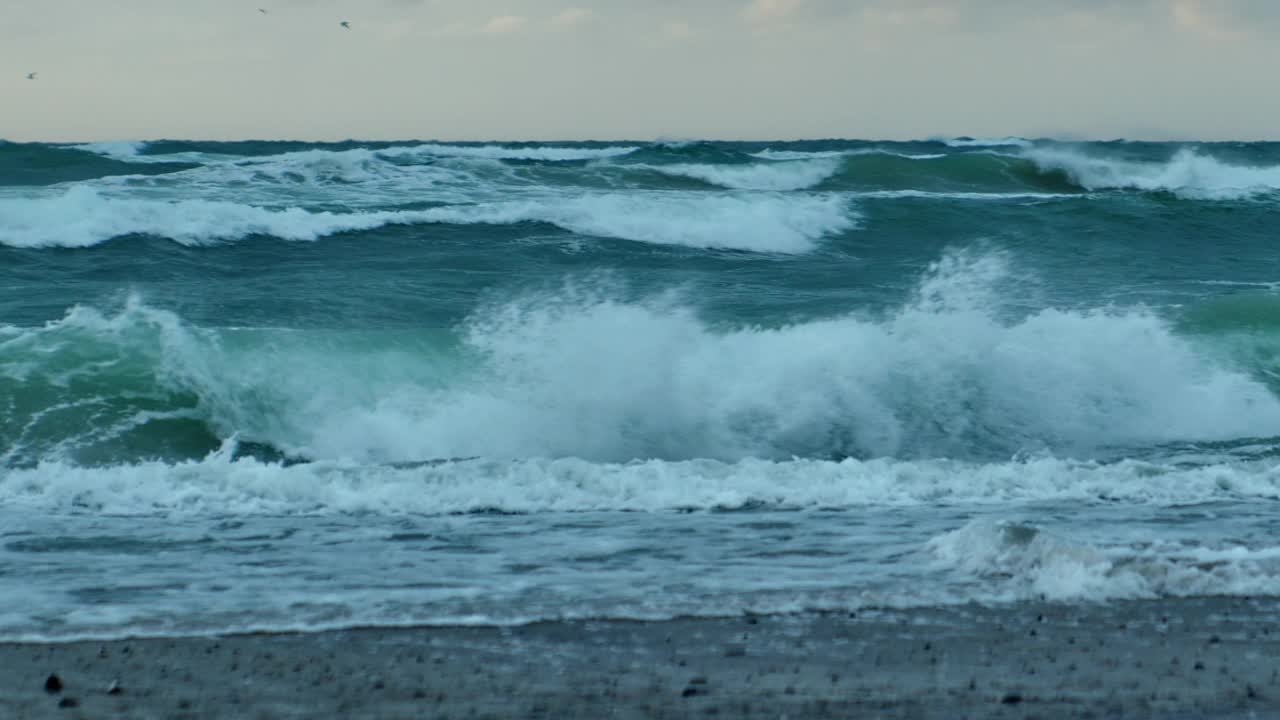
[940,136,1034,148]
[382,143,639,162]
[69,140,638,164]
[64,140,151,160]
[1024,147,1280,199]
[0,186,856,252]
[750,149,849,161]
[27,140,1280,203]
[751,149,948,161]
[640,159,843,191]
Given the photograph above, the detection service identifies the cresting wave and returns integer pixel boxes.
[1025,147,1280,199]
[64,140,150,160]
[68,140,639,163]
[639,158,843,191]
[0,186,856,252]
[5,251,1280,472]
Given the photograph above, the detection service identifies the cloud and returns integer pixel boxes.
[550,7,593,28]
[482,15,526,34]
[858,5,959,28]
[663,19,693,39]
[1171,0,1259,38]
[741,0,804,24]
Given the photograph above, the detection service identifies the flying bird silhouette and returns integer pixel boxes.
[340,21,351,29]
[26,72,36,80]
[258,8,268,13]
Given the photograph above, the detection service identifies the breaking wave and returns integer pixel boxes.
[5,250,1279,472]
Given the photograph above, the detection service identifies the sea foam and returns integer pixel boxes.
[5,453,1280,517]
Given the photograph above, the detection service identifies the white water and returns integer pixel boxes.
[930,517,1280,602]
[5,451,1280,517]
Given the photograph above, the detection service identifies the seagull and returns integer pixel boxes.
[25,72,36,80]
[340,21,351,29]
[258,8,268,13]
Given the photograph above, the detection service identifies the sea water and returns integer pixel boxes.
[2,137,1280,640]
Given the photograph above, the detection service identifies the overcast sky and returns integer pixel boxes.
[3,0,1278,141]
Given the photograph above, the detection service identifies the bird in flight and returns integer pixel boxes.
[258,8,268,13]
[340,21,351,29]
[26,72,36,80]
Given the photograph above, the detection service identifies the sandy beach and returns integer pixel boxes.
[4,597,1279,719]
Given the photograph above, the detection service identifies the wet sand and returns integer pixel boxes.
[4,598,1280,719]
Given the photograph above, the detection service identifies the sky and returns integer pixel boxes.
[3,0,1279,141]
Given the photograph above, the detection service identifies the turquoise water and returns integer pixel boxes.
[2,137,1280,639]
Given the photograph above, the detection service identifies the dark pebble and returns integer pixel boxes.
[1000,694,1023,705]
[58,698,79,709]
[681,686,702,698]
[373,679,385,690]
[1209,635,1221,644]
[1194,661,1206,671]
[44,675,63,694]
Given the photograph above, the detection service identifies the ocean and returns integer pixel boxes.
[2,136,1280,641]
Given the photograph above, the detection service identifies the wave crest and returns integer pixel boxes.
[1025,147,1280,199]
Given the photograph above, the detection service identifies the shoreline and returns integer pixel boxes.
[4,598,1280,718]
